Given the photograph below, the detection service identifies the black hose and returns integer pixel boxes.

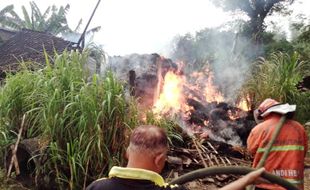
[169,166,298,190]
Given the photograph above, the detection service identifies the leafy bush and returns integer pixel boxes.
[0,51,138,189]
[242,52,310,123]
[144,111,183,146]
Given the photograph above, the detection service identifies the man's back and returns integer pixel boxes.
[87,177,177,190]
[247,114,308,189]
[86,166,183,190]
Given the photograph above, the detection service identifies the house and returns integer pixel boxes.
[0,27,16,43]
[0,28,79,79]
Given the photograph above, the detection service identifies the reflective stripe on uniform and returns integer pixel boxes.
[109,166,166,187]
[257,145,304,153]
[285,178,304,185]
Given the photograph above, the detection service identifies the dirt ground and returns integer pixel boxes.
[305,168,310,190]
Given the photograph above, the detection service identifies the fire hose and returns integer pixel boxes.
[169,166,298,190]
[169,116,299,190]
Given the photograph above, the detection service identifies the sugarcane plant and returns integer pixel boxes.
[0,50,138,189]
[241,52,310,123]
[0,50,184,189]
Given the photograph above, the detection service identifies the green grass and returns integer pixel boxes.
[0,169,31,190]
[0,50,184,189]
[0,50,138,189]
[144,111,183,146]
[241,52,310,123]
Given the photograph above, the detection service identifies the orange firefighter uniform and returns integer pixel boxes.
[247,99,308,190]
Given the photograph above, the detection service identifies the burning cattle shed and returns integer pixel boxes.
[102,53,178,107]
[102,53,256,147]
[101,52,258,188]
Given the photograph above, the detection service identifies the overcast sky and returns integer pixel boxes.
[2,0,310,56]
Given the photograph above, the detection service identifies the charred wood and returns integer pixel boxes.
[128,70,136,96]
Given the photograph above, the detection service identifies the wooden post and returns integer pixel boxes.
[153,57,162,106]
[129,70,136,96]
[7,114,26,177]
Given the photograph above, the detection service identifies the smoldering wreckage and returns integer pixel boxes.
[0,30,294,189]
[103,53,255,146]
[103,54,256,175]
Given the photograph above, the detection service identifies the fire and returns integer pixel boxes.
[150,63,254,146]
[153,71,185,113]
[237,96,250,111]
[204,72,224,103]
[153,66,226,115]
[152,64,252,120]
[189,68,224,103]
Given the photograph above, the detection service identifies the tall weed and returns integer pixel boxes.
[0,51,137,189]
[242,52,309,123]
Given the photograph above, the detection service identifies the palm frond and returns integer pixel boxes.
[30,1,44,30]
[21,5,31,29]
[0,4,14,16]
[73,19,83,32]
[86,26,101,35]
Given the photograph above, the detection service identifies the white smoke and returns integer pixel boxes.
[168,28,258,101]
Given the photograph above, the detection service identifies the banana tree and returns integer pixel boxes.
[0,1,72,35]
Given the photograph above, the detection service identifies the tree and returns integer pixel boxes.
[0,5,15,26]
[210,0,295,41]
[0,1,72,35]
[171,33,196,64]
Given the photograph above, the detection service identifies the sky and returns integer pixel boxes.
[2,0,310,56]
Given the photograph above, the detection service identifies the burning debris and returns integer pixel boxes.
[151,63,255,147]
[101,53,256,147]
[163,137,252,188]
[102,53,177,107]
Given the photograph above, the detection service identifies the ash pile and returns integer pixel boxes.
[185,99,255,146]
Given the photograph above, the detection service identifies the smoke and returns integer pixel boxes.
[205,128,243,147]
[212,33,259,101]
[101,53,177,107]
[169,28,261,101]
[101,53,158,81]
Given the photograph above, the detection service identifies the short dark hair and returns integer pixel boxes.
[129,125,168,152]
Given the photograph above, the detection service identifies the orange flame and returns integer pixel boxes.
[237,95,251,111]
[153,65,246,116]
[189,68,224,103]
[237,99,250,111]
[153,71,185,113]
[204,72,224,103]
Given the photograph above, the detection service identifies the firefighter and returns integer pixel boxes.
[247,98,308,190]
[87,125,265,190]
[86,125,184,190]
